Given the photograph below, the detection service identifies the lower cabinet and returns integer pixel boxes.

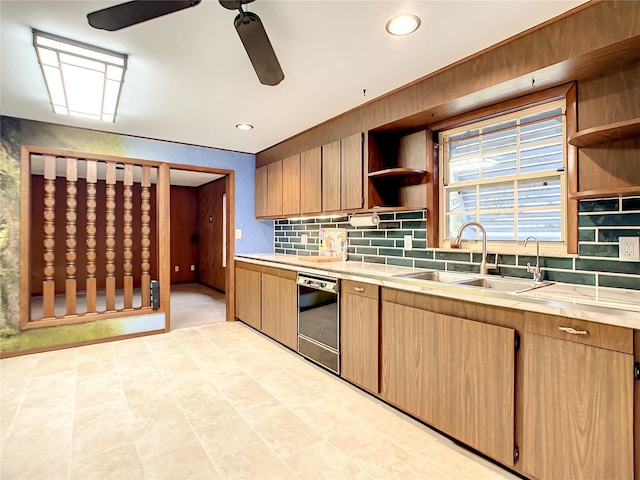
[234,266,261,330]
[234,262,297,351]
[340,280,379,393]
[261,273,297,351]
[522,317,635,480]
[381,300,516,467]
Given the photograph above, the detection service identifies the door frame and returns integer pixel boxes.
[165,163,236,328]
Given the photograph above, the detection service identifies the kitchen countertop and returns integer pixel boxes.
[235,253,640,330]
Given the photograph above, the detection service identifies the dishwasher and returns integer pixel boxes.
[296,273,340,374]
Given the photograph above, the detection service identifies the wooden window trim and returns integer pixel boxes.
[429,83,578,254]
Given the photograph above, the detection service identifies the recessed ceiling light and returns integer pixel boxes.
[386,14,421,36]
[236,123,254,130]
[33,30,127,122]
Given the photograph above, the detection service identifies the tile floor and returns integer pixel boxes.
[0,321,521,480]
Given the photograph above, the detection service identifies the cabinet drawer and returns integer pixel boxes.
[342,280,379,299]
[524,312,633,354]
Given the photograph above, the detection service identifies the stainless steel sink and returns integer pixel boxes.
[395,271,473,283]
[456,277,553,293]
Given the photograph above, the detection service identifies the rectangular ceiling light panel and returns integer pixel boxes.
[33,30,128,122]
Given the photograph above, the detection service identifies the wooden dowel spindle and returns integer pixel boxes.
[123,164,134,309]
[86,160,98,314]
[105,162,117,312]
[42,155,56,318]
[65,157,77,316]
[141,166,151,308]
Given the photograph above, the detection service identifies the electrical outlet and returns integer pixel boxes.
[404,234,413,251]
[619,237,640,261]
[301,234,308,245]
[190,265,195,271]
[174,265,180,272]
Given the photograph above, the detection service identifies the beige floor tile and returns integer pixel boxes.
[293,398,383,455]
[154,351,201,380]
[213,441,295,480]
[1,425,71,480]
[76,345,117,377]
[75,371,125,410]
[167,370,224,411]
[418,440,519,480]
[70,442,143,480]
[215,373,274,410]
[347,399,440,454]
[141,444,219,479]
[72,399,135,459]
[121,371,175,409]
[19,373,76,411]
[227,348,283,377]
[254,368,324,410]
[241,398,323,457]
[130,399,202,460]
[283,439,371,480]
[31,347,79,377]
[351,438,415,479]
[186,401,262,459]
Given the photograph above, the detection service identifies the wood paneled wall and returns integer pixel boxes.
[577,63,640,192]
[170,186,198,283]
[196,178,226,292]
[256,1,640,165]
[30,175,158,295]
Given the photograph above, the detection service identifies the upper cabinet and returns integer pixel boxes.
[367,128,430,211]
[254,165,268,218]
[323,132,364,213]
[300,146,322,215]
[267,160,283,217]
[282,154,301,216]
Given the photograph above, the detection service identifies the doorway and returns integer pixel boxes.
[168,166,234,330]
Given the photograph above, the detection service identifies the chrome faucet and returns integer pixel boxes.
[523,236,542,283]
[452,221,496,275]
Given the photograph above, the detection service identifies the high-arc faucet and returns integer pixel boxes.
[452,221,496,275]
[523,236,542,283]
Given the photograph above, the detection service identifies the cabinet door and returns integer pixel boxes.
[235,267,261,330]
[341,132,363,210]
[255,165,268,218]
[261,273,297,350]
[381,301,516,466]
[267,160,283,217]
[300,146,322,214]
[322,140,341,212]
[523,333,634,480]
[341,292,378,393]
[282,154,300,215]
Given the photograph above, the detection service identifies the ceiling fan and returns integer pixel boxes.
[87,0,284,86]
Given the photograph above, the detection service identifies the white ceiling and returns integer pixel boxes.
[1,0,588,155]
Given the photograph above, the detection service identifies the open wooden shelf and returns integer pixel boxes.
[368,167,427,179]
[569,186,640,200]
[568,117,640,147]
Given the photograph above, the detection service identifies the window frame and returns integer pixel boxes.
[430,84,577,256]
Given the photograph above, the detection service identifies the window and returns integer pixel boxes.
[439,100,566,250]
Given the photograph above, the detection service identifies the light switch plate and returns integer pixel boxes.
[619,237,640,261]
[190,265,195,271]
[235,229,242,239]
[174,265,180,272]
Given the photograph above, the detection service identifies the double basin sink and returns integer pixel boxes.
[394,270,553,294]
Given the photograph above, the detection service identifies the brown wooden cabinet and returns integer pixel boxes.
[282,154,301,216]
[522,317,635,480]
[340,280,379,393]
[254,165,268,218]
[322,139,341,212]
[300,146,322,214]
[234,265,261,330]
[341,132,364,211]
[381,299,516,467]
[261,272,298,350]
[267,160,283,217]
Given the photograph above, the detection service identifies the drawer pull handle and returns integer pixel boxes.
[559,326,588,335]
[354,287,365,292]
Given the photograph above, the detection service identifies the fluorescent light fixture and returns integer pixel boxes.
[236,123,254,130]
[386,14,421,36]
[33,30,127,122]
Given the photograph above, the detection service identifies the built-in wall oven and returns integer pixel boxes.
[296,273,340,374]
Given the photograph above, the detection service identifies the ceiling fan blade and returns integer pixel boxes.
[88,0,201,31]
[219,0,254,11]
[234,11,284,86]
